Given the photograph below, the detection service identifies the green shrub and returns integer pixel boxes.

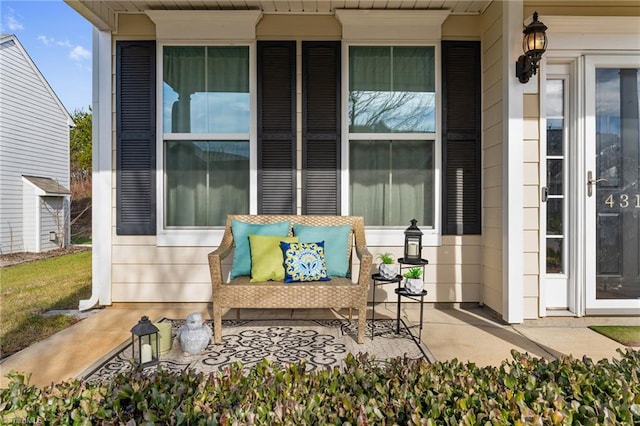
[1,350,639,424]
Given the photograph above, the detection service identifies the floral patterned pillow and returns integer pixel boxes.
[279,241,330,283]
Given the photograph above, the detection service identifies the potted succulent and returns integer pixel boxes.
[377,252,399,279]
[403,267,423,293]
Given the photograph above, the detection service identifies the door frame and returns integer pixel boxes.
[584,54,640,314]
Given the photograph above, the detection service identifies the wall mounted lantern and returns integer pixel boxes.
[403,219,423,264]
[515,12,548,84]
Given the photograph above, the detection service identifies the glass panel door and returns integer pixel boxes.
[586,56,640,313]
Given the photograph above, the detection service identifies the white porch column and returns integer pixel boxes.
[80,28,112,310]
[502,0,525,323]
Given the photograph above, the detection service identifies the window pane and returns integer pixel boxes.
[546,238,563,273]
[348,46,435,133]
[547,159,563,195]
[350,140,434,227]
[163,46,249,134]
[165,141,249,227]
[547,198,563,235]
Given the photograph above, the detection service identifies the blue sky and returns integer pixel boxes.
[1,0,92,113]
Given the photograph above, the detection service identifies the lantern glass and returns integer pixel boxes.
[403,219,423,264]
[523,30,547,55]
[130,315,160,368]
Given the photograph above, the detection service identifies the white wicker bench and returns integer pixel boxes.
[208,215,373,344]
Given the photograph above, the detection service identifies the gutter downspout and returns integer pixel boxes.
[80,28,112,311]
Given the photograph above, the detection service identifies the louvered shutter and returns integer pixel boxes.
[302,41,341,215]
[116,41,156,235]
[442,41,481,235]
[258,42,296,214]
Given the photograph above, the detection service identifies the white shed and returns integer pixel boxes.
[0,34,73,254]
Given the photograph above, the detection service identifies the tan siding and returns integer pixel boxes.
[523,275,539,298]
[105,9,495,306]
[523,186,539,208]
[442,15,480,39]
[523,139,539,162]
[117,14,155,36]
[523,162,538,186]
[480,0,504,316]
[523,296,539,319]
[525,2,640,17]
[256,15,341,39]
[523,230,539,252]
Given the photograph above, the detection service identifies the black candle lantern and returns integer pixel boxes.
[130,315,160,368]
[403,219,423,264]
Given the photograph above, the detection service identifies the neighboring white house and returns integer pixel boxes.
[0,34,73,254]
[66,1,640,319]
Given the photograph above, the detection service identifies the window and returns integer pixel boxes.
[162,46,250,227]
[348,46,436,228]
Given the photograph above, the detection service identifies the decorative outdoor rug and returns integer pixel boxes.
[82,319,429,383]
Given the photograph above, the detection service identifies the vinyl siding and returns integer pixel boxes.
[108,13,486,304]
[480,1,504,314]
[0,37,70,254]
[523,93,541,319]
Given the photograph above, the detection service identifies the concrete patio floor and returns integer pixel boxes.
[1,302,637,388]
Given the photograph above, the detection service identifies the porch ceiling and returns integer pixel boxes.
[64,0,493,31]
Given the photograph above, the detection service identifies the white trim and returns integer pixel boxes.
[502,0,524,323]
[80,29,112,311]
[145,10,263,40]
[155,41,257,247]
[341,41,443,242]
[335,9,450,41]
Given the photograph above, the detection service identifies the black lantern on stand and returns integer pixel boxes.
[403,219,423,264]
[130,316,160,368]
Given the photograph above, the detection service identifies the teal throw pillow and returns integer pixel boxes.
[280,241,330,283]
[230,220,290,278]
[293,224,351,277]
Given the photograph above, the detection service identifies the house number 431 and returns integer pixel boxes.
[604,194,640,208]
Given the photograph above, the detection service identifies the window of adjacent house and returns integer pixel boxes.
[162,46,250,227]
[348,46,436,228]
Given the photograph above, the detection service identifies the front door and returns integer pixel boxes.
[585,56,640,314]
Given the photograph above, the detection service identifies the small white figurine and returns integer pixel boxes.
[178,312,212,355]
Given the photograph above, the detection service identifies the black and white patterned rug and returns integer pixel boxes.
[82,318,430,383]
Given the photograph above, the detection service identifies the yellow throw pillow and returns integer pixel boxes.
[249,234,298,282]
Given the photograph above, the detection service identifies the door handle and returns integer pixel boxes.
[587,171,607,197]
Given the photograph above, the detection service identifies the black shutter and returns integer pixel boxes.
[302,41,341,215]
[257,41,296,214]
[116,41,156,235]
[442,41,481,235]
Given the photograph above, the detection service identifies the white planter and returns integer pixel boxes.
[404,278,423,294]
[379,263,399,279]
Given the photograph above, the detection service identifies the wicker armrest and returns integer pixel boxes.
[208,227,234,290]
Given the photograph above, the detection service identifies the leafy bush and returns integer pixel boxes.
[1,349,639,424]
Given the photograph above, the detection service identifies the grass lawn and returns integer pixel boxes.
[589,325,640,347]
[0,250,91,359]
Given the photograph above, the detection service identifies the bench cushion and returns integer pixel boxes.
[230,220,290,278]
[293,224,351,277]
[249,235,298,282]
[281,241,330,283]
